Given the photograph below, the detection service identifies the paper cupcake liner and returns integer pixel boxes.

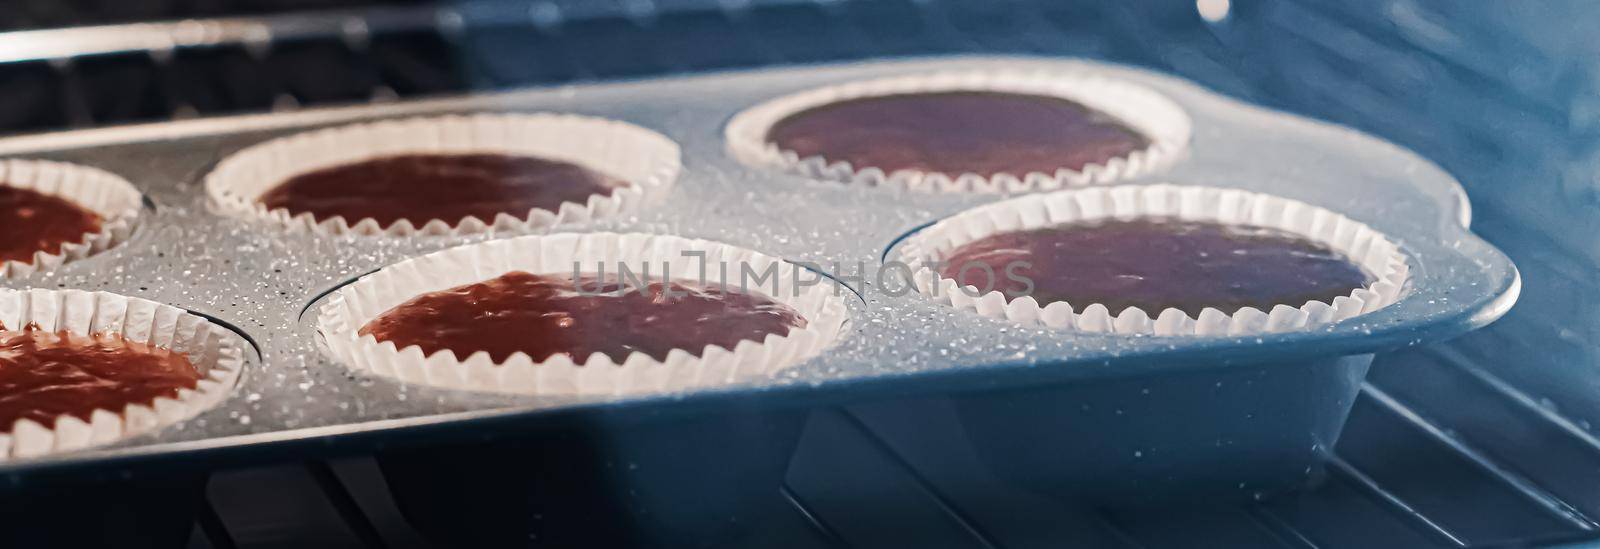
[205,113,682,237]
[725,69,1191,193]
[0,159,142,278]
[893,184,1410,335]
[0,289,246,460]
[317,232,850,395]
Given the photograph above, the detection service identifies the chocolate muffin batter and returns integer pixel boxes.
[257,154,628,227]
[0,186,102,264]
[766,91,1150,178]
[359,271,807,363]
[0,326,201,430]
[939,218,1375,317]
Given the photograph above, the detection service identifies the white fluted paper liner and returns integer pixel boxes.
[317,233,850,395]
[0,159,142,278]
[0,289,245,460]
[205,113,682,237]
[893,184,1410,335]
[726,69,1191,193]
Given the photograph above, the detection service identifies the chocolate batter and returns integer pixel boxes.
[939,219,1375,317]
[0,327,201,430]
[766,91,1150,178]
[0,186,102,264]
[257,154,628,227]
[359,271,807,363]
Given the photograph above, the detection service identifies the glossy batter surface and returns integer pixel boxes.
[939,219,1374,316]
[766,91,1150,177]
[359,271,808,363]
[258,154,627,226]
[0,327,201,430]
[0,186,102,264]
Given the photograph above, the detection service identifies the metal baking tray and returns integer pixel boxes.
[0,56,1518,487]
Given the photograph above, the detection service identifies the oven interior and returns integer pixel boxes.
[1,1,1598,548]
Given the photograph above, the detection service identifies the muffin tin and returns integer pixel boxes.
[0,57,1515,501]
